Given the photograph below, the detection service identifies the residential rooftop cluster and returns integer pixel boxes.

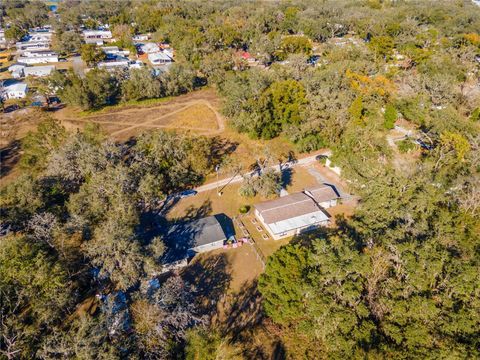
[0,24,175,103]
[1,26,57,101]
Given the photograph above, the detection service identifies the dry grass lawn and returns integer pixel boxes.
[161,103,219,130]
[284,166,318,193]
[167,183,264,222]
[186,244,264,294]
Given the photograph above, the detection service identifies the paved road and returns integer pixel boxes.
[194,152,325,193]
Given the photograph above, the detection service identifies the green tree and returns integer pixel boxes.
[348,96,365,125]
[20,117,67,172]
[86,218,151,290]
[383,103,397,129]
[52,31,82,55]
[277,35,312,60]
[80,44,107,67]
[122,68,163,101]
[4,25,27,42]
[258,79,307,139]
[259,245,311,325]
[59,69,119,110]
[0,235,73,358]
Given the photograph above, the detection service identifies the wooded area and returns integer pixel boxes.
[1,0,479,359]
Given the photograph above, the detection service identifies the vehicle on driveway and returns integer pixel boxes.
[315,154,329,162]
[3,104,19,113]
[179,189,198,198]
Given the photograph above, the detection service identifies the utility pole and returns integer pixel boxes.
[215,165,222,196]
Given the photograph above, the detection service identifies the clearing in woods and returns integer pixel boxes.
[53,88,225,140]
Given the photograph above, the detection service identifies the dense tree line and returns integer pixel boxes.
[44,65,201,110]
[0,118,225,358]
[258,131,480,357]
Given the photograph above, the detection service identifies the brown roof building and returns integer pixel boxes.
[304,184,340,208]
[254,193,329,240]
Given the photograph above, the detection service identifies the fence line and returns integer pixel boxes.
[234,215,266,270]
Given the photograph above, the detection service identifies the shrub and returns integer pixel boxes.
[470,108,480,122]
[239,205,250,214]
[397,139,417,153]
[384,104,397,129]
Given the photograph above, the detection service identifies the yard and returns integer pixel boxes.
[166,159,357,281]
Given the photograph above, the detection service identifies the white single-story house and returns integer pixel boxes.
[140,42,160,54]
[167,215,228,256]
[148,51,172,65]
[24,65,55,77]
[97,56,129,70]
[1,80,28,99]
[18,54,58,64]
[304,184,341,209]
[254,192,330,240]
[85,38,104,46]
[16,40,50,53]
[27,31,53,42]
[101,46,130,56]
[83,30,112,41]
[21,49,57,58]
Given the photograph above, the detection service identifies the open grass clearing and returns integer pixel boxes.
[283,166,318,193]
[159,102,219,130]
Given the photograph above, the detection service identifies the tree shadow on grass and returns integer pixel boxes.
[221,280,286,359]
[210,136,238,161]
[222,280,264,342]
[182,252,232,317]
[183,199,212,221]
[0,140,21,179]
[281,167,293,189]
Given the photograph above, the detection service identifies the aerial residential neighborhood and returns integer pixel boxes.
[1,17,175,104]
[0,1,479,359]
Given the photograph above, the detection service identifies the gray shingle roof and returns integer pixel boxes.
[167,215,227,249]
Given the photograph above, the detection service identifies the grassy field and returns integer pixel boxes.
[161,103,219,129]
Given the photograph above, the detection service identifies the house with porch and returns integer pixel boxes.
[254,192,330,240]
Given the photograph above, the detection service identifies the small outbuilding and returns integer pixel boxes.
[304,184,340,209]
